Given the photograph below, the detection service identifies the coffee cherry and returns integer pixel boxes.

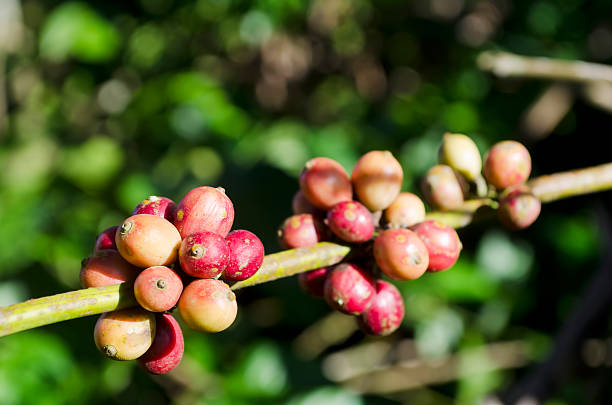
[298,267,331,298]
[324,263,376,315]
[134,266,183,312]
[223,230,265,282]
[179,232,230,279]
[299,157,352,210]
[174,186,234,238]
[384,192,426,228]
[412,220,462,272]
[351,151,404,211]
[277,214,327,249]
[292,190,322,216]
[484,140,531,189]
[178,279,237,333]
[420,165,467,211]
[373,229,429,280]
[94,308,156,361]
[133,196,177,223]
[326,201,374,243]
[358,280,404,336]
[138,313,184,375]
[438,133,482,181]
[80,250,140,288]
[94,226,118,252]
[116,214,181,268]
[498,184,541,230]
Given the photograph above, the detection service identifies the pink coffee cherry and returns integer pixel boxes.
[373,228,429,281]
[138,313,184,375]
[223,230,265,282]
[412,220,462,272]
[178,279,237,333]
[174,186,234,238]
[498,184,541,230]
[134,266,183,312]
[384,192,426,228]
[298,267,331,298]
[326,201,374,243]
[179,231,230,278]
[277,214,328,249]
[299,157,352,210]
[484,140,531,189]
[358,280,405,336]
[93,226,118,253]
[324,263,376,315]
[420,165,467,211]
[292,190,322,216]
[351,150,404,211]
[132,196,177,222]
[80,250,140,288]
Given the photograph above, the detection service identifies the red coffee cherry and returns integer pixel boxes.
[174,186,234,238]
[326,201,374,243]
[298,267,331,298]
[94,226,118,252]
[80,250,140,288]
[420,164,467,211]
[358,280,404,336]
[412,220,462,272]
[484,140,531,189]
[94,308,156,361]
[373,229,429,280]
[384,192,426,228]
[134,266,183,312]
[178,279,238,333]
[299,157,352,210]
[132,196,177,222]
[292,190,322,216]
[324,263,376,315]
[351,151,404,211]
[116,214,181,268]
[498,184,541,230]
[138,313,184,375]
[223,230,265,282]
[277,214,327,249]
[179,232,230,279]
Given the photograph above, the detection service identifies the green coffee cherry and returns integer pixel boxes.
[438,133,482,182]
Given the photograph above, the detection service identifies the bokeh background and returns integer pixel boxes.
[2,0,612,403]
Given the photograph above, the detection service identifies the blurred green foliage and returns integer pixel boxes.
[1,0,612,403]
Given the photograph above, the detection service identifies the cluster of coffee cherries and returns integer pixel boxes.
[80,187,264,374]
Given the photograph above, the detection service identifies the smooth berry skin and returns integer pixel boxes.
[326,201,374,243]
[133,196,177,223]
[299,157,352,210]
[80,250,140,288]
[484,140,531,189]
[498,184,541,230]
[373,229,429,281]
[384,192,426,228]
[358,280,405,336]
[174,186,234,238]
[438,133,482,182]
[351,150,404,211]
[94,308,156,361]
[178,279,237,333]
[292,190,323,216]
[420,165,467,211]
[298,267,331,298]
[94,226,118,252]
[138,313,184,375]
[277,214,328,249]
[223,230,265,282]
[179,232,230,279]
[324,263,376,315]
[412,220,462,272]
[134,266,183,312]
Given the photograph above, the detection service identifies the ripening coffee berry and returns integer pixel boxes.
[178,279,238,333]
[115,214,181,268]
[438,133,482,181]
[179,231,230,279]
[498,184,541,230]
[80,250,140,288]
[412,220,462,272]
[133,196,177,222]
[277,214,327,249]
[373,229,429,280]
[299,157,352,210]
[326,201,374,243]
[134,266,183,312]
[298,267,331,298]
[484,140,531,189]
[358,280,404,336]
[94,308,156,361]
[292,190,322,216]
[174,186,234,238]
[94,226,118,252]
[351,151,404,211]
[324,263,376,315]
[384,192,426,228]
[420,165,467,211]
[223,230,265,282]
[138,313,184,375]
